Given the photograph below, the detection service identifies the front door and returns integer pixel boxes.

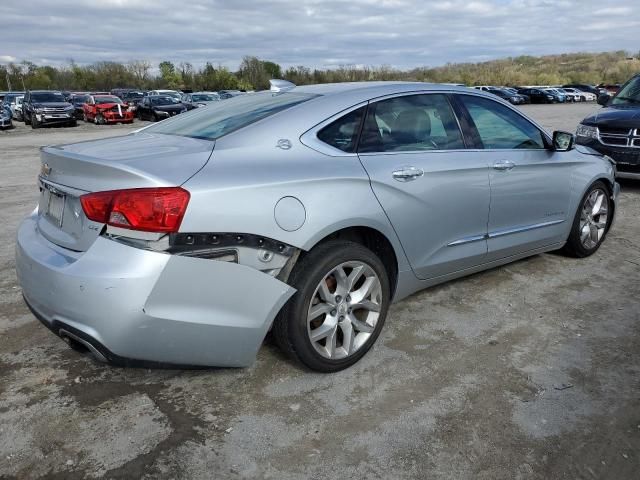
[357,93,491,280]
[456,94,573,261]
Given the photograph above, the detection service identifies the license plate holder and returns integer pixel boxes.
[44,187,66,227]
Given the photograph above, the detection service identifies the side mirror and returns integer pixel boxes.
[552,130,575,151]
[597,94,611,106]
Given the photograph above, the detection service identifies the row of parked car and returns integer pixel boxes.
[0,88,246,129]
[473,84,605,105]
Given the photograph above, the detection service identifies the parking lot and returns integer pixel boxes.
[1,103,638,479]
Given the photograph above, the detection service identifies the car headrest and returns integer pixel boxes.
[392,108,431,144]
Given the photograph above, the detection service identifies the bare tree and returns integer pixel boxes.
[127,60,151,87]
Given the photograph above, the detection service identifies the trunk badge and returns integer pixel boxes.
[41,163,51,177]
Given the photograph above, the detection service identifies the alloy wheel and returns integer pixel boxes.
[307,261,382,360]
[579,188,609,249]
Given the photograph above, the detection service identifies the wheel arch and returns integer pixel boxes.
[300,224,407,299]
[593,175,616,225]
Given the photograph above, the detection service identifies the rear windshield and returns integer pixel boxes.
[151,96,180,105]
[192,94,217,102]
[145,91,318,140]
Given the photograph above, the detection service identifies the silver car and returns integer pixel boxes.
[16,81,619,371]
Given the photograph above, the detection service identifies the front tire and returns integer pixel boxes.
[273,240,391,372]
[563,181,611,257]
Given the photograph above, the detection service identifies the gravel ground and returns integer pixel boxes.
[0,103,638,479]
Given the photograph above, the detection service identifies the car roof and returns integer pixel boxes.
[294,81,468,95]
[280,81,484,107]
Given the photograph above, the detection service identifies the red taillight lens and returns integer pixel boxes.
[80,187,190,233]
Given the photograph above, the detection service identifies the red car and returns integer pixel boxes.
[82,95,135,124]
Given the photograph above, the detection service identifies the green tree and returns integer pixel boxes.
[158,61,182,89]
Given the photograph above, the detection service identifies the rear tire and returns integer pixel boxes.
[31,116,39,129]
[563,181,612,258]
[273,240,391,372]
[25,112,31,125]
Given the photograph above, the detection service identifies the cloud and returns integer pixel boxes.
[0,0,637,70]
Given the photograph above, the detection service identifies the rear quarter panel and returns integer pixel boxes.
[180,139,413,274]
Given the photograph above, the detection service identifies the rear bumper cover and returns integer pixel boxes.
[16,214,295,367]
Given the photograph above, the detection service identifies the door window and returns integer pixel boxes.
[358,94,464,153]
[458,95,545,149]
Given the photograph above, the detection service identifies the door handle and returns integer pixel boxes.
[392,166,424,182]
[493,160,516,171]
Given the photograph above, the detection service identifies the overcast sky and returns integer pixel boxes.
[1,0,638,70]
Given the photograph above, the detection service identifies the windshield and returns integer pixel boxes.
[611,76,640,105]
[151,96,180,106]
[192,94,217,102]
[125,92,143,99]
[94,96,123,105]
[72,95,90,104]
[31,92,66,103]
[4,94,21,103]
[146,91,318,140]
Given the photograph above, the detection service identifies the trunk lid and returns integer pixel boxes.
[37,132,214,251]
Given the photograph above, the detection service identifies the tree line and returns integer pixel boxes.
[2,51,639,92]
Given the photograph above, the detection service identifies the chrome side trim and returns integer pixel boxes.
[447,218,565,247]
[488,219,564,238]
[447,234,486,247]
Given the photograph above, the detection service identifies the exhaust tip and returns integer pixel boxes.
[59,328,108,363]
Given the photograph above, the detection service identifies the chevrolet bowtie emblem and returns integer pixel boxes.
[40,163,51,177]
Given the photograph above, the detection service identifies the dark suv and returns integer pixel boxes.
[562,84,602,96]
[23,90,76,128]
[575,73,640,179]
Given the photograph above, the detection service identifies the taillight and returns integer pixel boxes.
[80,187,190,233]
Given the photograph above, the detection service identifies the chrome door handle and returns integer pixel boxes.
[493,160,516,171]
[392,166,424,182]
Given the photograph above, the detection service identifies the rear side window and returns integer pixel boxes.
[358,94,464,153]
[146,92,319,140]
[458,95,545,150]
[316,107,365,153]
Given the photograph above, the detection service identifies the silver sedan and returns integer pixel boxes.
[16,81,619,371]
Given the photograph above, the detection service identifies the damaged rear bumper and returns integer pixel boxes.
[15,214,295,367]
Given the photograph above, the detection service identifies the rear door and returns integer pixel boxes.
[356,93,491,280]
[455,94,573,260]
